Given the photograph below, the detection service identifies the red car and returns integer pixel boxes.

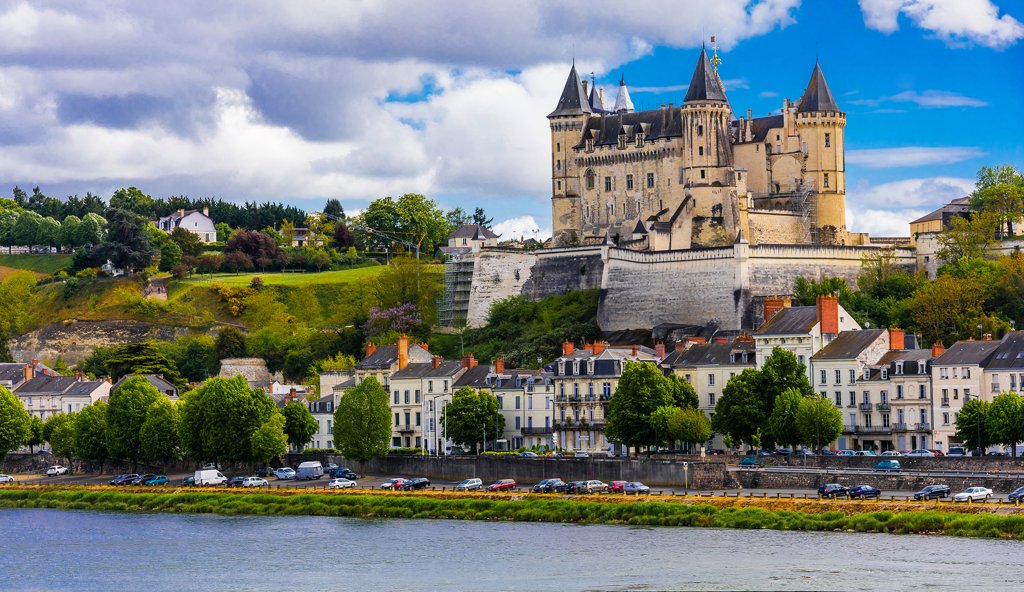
[608,480,628,493]
[487,479,517,492]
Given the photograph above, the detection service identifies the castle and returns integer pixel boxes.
[550,47,858,249]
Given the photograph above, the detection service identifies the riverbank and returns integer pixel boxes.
[3,486,1024,540]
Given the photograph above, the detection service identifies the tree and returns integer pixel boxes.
[768,388,805,449]
[954,399,992,452]
[712,368,764,448]
[0,386,31,457]
[73,402,109,471]
[670,407,712,451]
[93,208,156,274]
[250,411,288,466]
[178,376,276,463]
[605,362,671,453]
[282,399,318,450]
[140,397,181,464]
[795,394,843,452]
[987,391,1024,457]
[45,413,77,462]
[106,376,161,464]
[25,415,44,453]
[332,377,391,464]
[215,326,248,359]
[441,386,504,454]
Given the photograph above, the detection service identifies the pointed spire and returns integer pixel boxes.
[613,74,634,113]
[797,60,840,113]
[683,46,729,104]
[548,63,593,118]
[588,76,605,112]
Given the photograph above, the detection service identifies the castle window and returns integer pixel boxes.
[700,170,706,179]
[604,176,612,192]
[698,146,704,156]
[824,133,830,147]
[647,173,654,188]
[823,173,829,188]
[697,125,704,136]
[586,170,596,190]
[626,175,634,190]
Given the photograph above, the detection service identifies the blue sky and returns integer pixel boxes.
[0,1,1021,238]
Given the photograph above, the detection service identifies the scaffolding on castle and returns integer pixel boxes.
[438,253,475,327]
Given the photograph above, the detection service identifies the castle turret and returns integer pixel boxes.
[681,46,738,246]
[549,62,592,245]
[613,74,634,113]
[795,60,846,244]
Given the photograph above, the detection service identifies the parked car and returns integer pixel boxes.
[520,451,539,457]
[456,478,483,491]
[582,480,607,494]
[131,473,156,486]
[225,476,246,488]
[531,478,560,493]
[182,476,195,486]
[142,475,169,486]
[273,467,296,480]
[241,477,269,488]
[873,460,901,472]
[328,478,357,489]
[954,487,993,502]
[608,480,628,493]
[402,477,431,491]
[0,474,14,484]
[487,479,517,492]
[573,450,590,458]
[881,450,901,457]
[1008,486,1024,502]
[946,446,966,457]
[738,456,761,468]
[380,478,406,490]
[46,465,69,476]
[818,483,849,498]
[905,449,935,457]
[624,481,651,495]
[848,485,882,499]
[330,467,358,480]
[913,484,951,500]
[564,481,588,494]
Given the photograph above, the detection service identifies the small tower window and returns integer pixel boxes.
[626,175,634,190]
[824,133,830,147]
[823,173,830,188]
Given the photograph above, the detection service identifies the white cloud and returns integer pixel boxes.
[492,216,551,242]
[847,146,984,167]
[858,0,1024,48]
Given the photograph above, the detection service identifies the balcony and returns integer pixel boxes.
[521,427,554,435]
[858,402,873,411]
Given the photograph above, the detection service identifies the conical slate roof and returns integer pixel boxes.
[549,63,593,117]
[613,74,634,113]
[797,61,840,113]
[589,80,605,112]
[683,46,728,103]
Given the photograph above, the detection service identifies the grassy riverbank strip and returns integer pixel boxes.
[3,487,1024,540]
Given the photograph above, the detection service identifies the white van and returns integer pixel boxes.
[195,469,227,486]
[296,461,324,480]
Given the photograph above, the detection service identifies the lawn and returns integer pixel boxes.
[0,253,72,276]
[176,266,387,287]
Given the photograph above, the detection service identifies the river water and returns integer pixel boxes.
[0,509,1020,591]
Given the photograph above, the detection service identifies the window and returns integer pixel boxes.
[604,176,612,192]
[709,393,716,406]
[824,133,830,147]
[708,374,715,386]
[626,175,634,190]
[647,173,654,188]
[834,369,842,385]
[823,173,829,188]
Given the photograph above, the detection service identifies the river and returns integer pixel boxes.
[0,509,1020,591]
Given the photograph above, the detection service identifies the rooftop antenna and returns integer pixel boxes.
[710,35,722,73]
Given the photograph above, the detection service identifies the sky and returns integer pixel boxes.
[0,1,1021,240]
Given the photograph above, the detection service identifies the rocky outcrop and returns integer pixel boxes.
[9,320,188,365]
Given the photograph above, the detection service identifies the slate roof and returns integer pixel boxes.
[755,306,818,335]
[932,340,1001,366]
[391,361,464,380]
[797,61,840,113]
[356,344,431,370]
[985,332,1024,369]
[576,108,684,148]
[812,329,885,360]
[549,63,593,117]
[684,46,729,103]
[449,224,498,240]
[662,342,755,367]
[15,375,79,394]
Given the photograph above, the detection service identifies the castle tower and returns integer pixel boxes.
[549,62,593,245]
[795,60,846,244]
[681,46,738,246]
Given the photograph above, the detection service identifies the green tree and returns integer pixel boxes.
[988,391,1024,457]
[712,368,764,448]
[795,394,843,452]
[178,376,276,463]
[106,376,161,464]
[140,397,181,464]
[73,402,109,471]
[282,399,318,450]
[215,326,248,359]
[441,386,504,454]
[954,399,992,452]
[0,386,31,457]
[768,388,805,449]
[333,377,391,464]
[605,362,671,453]
[44,412,77,462]
[25,414,44,453]
[250,411,288,466]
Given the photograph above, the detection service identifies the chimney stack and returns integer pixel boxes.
[365,342,377,359]
[432,355,442,369]
[462,353,477,369]
[888,328,905,351]
[931,340,945,358]
[816,294,839,336]
[655,341,666,359]
[397,334,409,370]
[494,356,505,374]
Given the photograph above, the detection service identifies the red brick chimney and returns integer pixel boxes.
[494,356,504,374]
[593,341,606,355]
[562,340,574,356]
[365,342,377,359]
[931,340,945,358]
[888,328,905,351]
[655,341,666,359]
[432,355,442,369]
[461,353,477,369]
[397,334,409,369]
[816,294,839,335]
